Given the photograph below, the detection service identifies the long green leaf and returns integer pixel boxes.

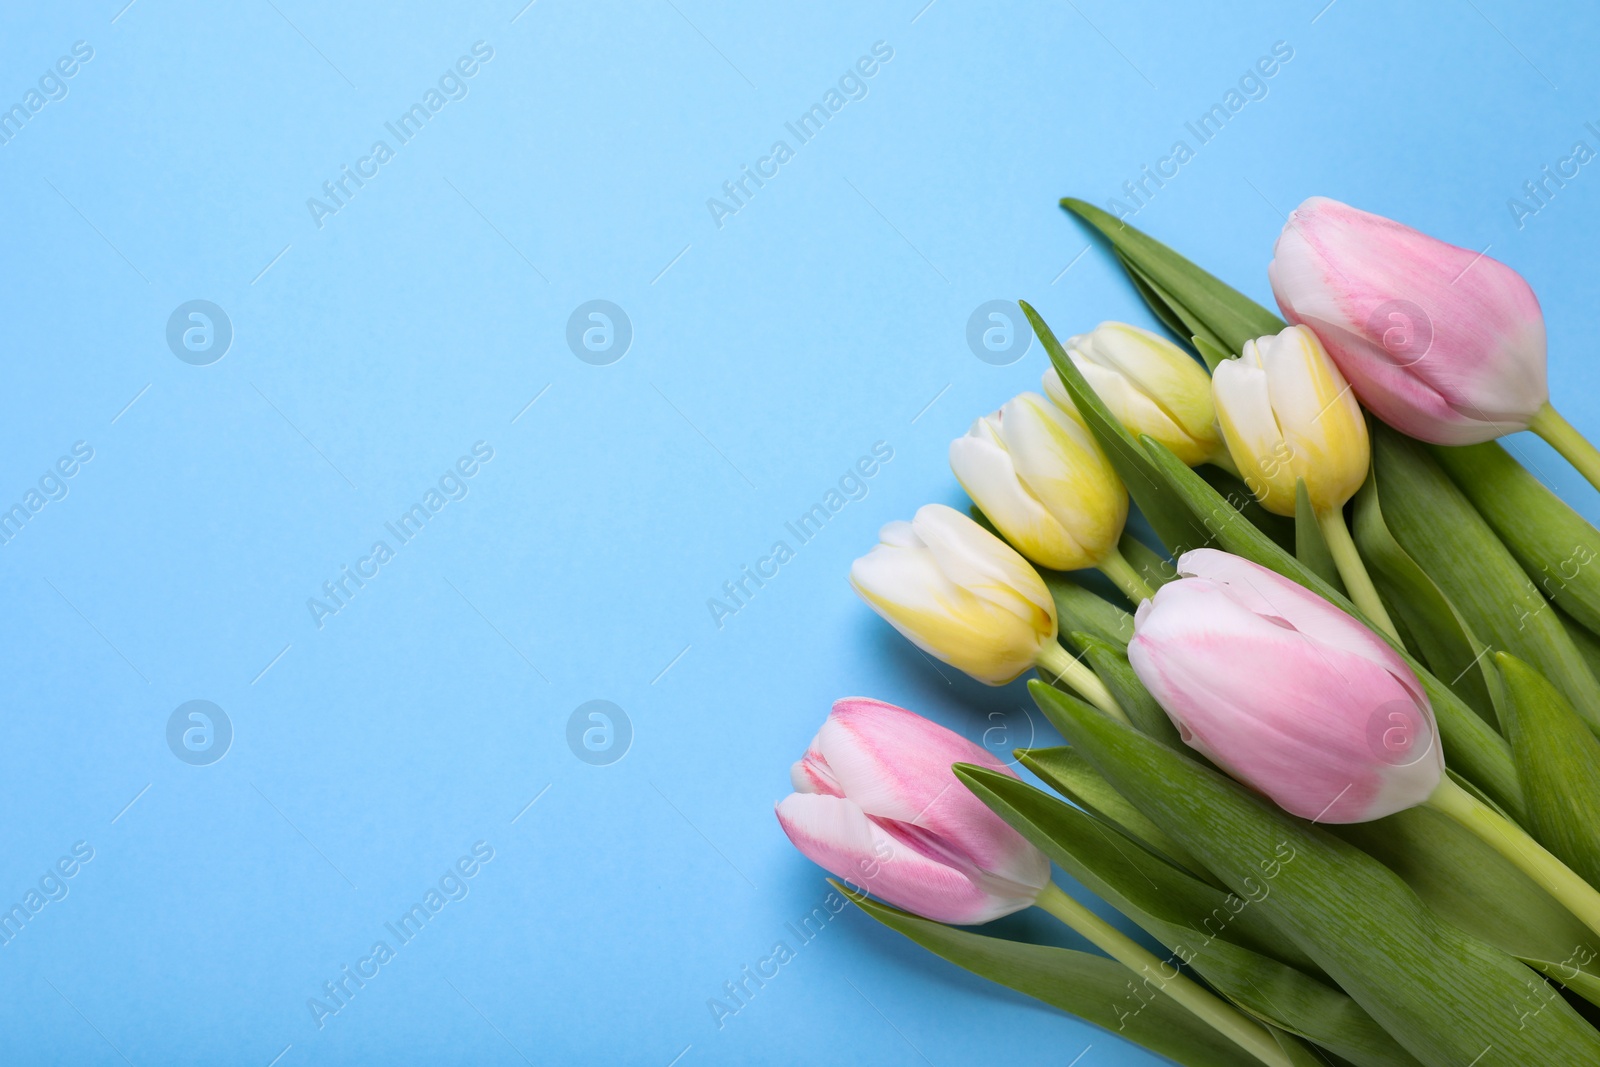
[1293,480,1342,590]
[1118,532,1175,593]
[1197,465,1296,552]
[1114,249,1203,348]
[1372,425,1600,734]
[1021,300,1214,555]
[1432,441,1600,638]
[1112,249,1231,367]
[1139,434,1524,818]
[1029,680,1600,1066]
[1352,462,1498,727]
[835,882,1255,1067]
[1076,633,1185,750]
[1020,746,1213,880]
[1333,803,1600,1007]
[1498,653,1600,889]
[1041,571,1134,651]
[957,765,1420,1067]
[1060,198,1284,355]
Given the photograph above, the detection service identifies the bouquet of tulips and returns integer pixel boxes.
[775,197,1600,1066]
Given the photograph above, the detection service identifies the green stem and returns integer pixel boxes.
[1206,448,1242,480]
[1427,776,1600,941]
[1098,545,1158,604]
[1035,882,1292,1067]
[1035,642,1129,726]
[1531,403,1600,496]
[1315,505,1400,642]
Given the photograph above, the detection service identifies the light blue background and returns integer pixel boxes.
[3,1,1598,1064]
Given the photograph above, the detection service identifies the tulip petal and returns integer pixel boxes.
[949,429,1083,570]
[911,504,1057,628]
[1270,196,1548,444]
[775,793,1039,924]
[849,536,1051,685]
[1129,578,1440,822]
[816,698,1051,894]
[1176,549,1425,705]
[1213,357,1295,513]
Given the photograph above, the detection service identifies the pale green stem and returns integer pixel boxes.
[1206,447,1242,480]
[1314,505,1400,642]
[1427,776,1600,942]
[1035,883,1292,1067]
[1531,403,1600,496]
[1098,545,1158,604]
[1035,642,1129,726]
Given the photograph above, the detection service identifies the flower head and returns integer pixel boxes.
[776,697,1050,923]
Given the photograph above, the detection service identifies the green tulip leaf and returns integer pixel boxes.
[1109,249,1232,369]
[1293,479,1343,590]
[1196,465,1296,553]
[1074,632,1186,750]
[1137,433,1524,819]
[1371,424,1600,735]
[1019,746,1212,880]
[1040,571,1134,652]
[1333,802,1600,1008]
[1112,248,1204,350]
[1565,605,1600,681]
[1060,198,1285,356]
[1497,652,1600,890]
[1118,533,1175,594]
[1191,334,1234,374]
[833,882,1254,1067]
[1351,462,1498,727]
[1029,680,1600,1066]
[955,765,1421,1066]
[1021,300,1214,557]
[1432,441,1600,639]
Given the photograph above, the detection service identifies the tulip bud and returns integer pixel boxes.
[1269,196,1548,445]
[1212,325,1368,517]
[1128,549,1443,823]
[850,504,1057,685]
[776,697,1050,924]
[949,392,1128,572]
[1043,321,1225,468]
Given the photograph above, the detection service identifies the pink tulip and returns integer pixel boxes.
[1127,549,1443,823]
[775,697,1049,924]
[1268,196,1548,445]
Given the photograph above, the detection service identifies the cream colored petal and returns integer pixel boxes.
[998,394,1128,566]
[950,433,1084,571]
[1213,358,1296,515]
[1260,326,1370,510]
[911,504,1056,635]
